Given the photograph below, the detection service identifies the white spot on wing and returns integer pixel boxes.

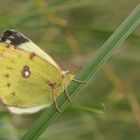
[25,71,30,77]
[9,36,14,39]
[5,39,11,44]
[21,66,31,78]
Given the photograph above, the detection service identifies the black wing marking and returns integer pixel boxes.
[0,29,29,46]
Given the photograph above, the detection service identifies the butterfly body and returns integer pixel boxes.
[0,30,74,114]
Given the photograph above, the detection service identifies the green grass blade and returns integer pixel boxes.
[22,4,140,140]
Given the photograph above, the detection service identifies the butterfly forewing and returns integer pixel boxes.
[0,29,61,70]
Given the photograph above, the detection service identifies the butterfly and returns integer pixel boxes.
[0,29,74,114]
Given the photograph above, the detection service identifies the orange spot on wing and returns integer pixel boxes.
[29,52,36,60]
[11,92,16,96]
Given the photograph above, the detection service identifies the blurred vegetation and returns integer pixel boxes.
[0,0,140,140]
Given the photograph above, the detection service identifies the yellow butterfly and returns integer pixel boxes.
[0,29,74,114]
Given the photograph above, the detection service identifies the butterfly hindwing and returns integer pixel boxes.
[0,43,64,114]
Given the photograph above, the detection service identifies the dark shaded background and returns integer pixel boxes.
[0,0,140,140]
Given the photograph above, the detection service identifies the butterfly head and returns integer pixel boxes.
[0,29,29,46]
[62,71,74,87]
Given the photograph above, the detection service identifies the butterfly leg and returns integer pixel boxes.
[52,90,62,113]
[72,79,87,84]
[64,87,72,102]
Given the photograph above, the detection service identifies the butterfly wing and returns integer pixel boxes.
[0,29,61,70]
[0,43,64,114]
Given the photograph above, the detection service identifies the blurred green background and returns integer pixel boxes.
[0,0,140,140]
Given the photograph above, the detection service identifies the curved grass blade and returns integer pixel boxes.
[22,4,140,140]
